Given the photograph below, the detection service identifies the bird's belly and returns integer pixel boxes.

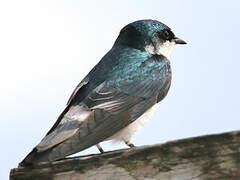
[107,104,157,142]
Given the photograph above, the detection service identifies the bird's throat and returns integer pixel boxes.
[145,41,175,58]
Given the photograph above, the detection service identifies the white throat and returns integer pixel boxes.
[145,40,175,58]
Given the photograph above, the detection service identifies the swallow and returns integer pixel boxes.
[20,19,186,166]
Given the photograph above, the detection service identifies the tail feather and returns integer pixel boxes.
[19,147,53,167]
[19,148,38,167]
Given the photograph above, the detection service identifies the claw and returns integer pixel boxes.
[124,141,135,148]
[96,144,104,153]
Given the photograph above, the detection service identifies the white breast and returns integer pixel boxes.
[158,41,175,58]
[108,104,157,143]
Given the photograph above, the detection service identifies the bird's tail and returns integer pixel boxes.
[19,147,51,167]
[19,106,72,167]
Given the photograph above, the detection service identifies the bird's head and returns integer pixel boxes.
[115,19,186,58]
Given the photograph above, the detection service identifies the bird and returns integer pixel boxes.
[20,19,186,166]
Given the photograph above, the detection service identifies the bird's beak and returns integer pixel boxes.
[173,37,187,45]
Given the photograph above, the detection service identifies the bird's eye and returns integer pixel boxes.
[163,30,170,40]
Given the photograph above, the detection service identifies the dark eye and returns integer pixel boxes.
[163,30,170,39]
[158,29,174,41]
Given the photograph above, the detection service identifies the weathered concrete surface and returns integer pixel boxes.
[10,131,240,180]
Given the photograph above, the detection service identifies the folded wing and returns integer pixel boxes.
[22,55,171,165]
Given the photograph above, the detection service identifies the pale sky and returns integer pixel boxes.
[1,1,240,179]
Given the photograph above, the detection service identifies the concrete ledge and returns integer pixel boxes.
[10,131,240,180]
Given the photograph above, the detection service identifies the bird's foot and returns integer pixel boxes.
[125,141,135,148]
[96,144,104,154]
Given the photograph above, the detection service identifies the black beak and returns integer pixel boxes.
[173,37,187,45]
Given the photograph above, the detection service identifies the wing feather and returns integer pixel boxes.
[25,55,172,163]
[35,77,162,154]
[66,77,89,105]
[36,104,93,152]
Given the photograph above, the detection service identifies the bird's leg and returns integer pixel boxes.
[96,144,104,153]
[124,140,135,148]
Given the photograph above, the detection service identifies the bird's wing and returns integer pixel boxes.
[66,77,89,106]
[35,56,171,156]
[36,104,93,152]
[36,83,146,152]
[40,77,89,139]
